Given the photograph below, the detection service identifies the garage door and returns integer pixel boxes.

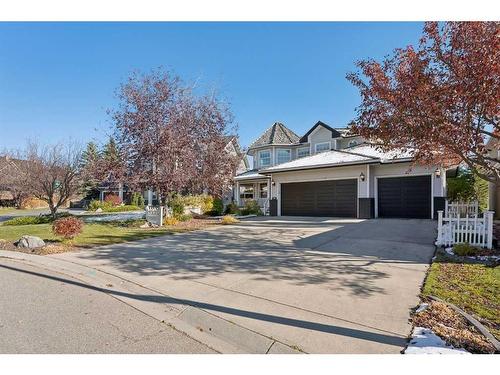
[281,179,357,217]
[377,176,431,219]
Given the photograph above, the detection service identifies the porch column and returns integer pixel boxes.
[99,190,104,202]
[235,181,240,206]
[147,189,153,207]
[118,182,124,202]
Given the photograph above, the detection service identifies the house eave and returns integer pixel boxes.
[260,159,381,174]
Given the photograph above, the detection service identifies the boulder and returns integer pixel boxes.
[17,235,46,249]
[95,208,103,213]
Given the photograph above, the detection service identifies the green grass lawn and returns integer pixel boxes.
[422,258,500,339]
[0,222,175,248]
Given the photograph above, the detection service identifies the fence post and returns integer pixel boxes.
[160,206,164,227]
[437,210,443,245]
[486,211,494,249]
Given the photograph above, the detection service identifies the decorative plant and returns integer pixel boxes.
[52,216,84,239]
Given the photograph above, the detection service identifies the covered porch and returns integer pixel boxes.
[233,170,272,215]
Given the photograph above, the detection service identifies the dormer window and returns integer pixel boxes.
[348,140,358,148]
[297,147,310,158]
[315,142,330,153]
[259,150,271,167]
[276,149,291,164]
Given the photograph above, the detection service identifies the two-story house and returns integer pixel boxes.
[234,121,448,219]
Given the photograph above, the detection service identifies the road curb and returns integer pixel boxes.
[0,251,302,354]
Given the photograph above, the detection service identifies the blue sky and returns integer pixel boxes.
[0,22,424,150]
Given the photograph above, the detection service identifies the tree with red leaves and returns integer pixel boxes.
[347,22,500,182]
[110,69,240,200]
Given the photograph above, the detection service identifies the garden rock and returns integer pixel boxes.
[95,208,103,213]
[16,235,46,249]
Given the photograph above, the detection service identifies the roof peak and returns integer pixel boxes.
[248,122,300,149]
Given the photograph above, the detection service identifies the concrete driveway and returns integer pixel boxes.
[12,217,436,353]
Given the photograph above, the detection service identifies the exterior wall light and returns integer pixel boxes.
[359,172,365,181]
[435,168,441,178]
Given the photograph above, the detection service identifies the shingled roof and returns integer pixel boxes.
[248,122,300,149]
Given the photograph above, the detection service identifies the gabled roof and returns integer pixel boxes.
[234,169,268,181]
[299,121,342,143]
[248,122,300,149]
[260,143,414,173]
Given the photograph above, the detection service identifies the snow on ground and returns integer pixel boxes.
[82,212,145,222]
[404,327,470,354]
[445,246,500,262]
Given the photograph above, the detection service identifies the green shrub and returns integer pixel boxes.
[224,202,239,215]
[242,200,262,215]
[453,243,482,257]
[102,205,141,213]
[447,168,489,211]
[2,212,71,226]
[88,200,112,211]
[177,214,192,222]
[212,198,223,215]
[168,196,185,218]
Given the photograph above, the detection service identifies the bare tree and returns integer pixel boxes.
[0,153,29,208]
[20,141,82,217]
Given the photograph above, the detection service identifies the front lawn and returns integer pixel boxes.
[422,258,500,339]
[0,222,173,249]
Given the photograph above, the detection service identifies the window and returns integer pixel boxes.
[297,147,310,158]
[259,150,271,167]
[315,142,330,153]
[276,149,291,164]
[259,183,268,199]
[239,185,254,199]
[348,140,358,148]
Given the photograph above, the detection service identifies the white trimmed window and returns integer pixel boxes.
[297,147,310,158]
[276,149,291,164]
[259,150,271,167]
[239,185,254,199]
[348,140,358,147]
[315,142,330,153]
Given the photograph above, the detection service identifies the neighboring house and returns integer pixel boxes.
[98,136,250,206]
[234,121,449,219]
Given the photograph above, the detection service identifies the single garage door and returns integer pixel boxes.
[377,175,431,219]
[281,179,357,217]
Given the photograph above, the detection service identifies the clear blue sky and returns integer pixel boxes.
[0,22,424,150]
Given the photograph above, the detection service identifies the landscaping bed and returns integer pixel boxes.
[413,248,500,353]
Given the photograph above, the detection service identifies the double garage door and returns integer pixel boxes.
[280,175,431,219]
[281,179,357,217]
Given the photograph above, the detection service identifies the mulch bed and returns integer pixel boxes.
[0,239,71,255]
[412,300,497,354]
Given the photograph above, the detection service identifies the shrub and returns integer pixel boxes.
[241,200,262,215]
[453,243,482,256]
[102,205,141,213]
[221,215,240,225]
[164,217,179,226]
[2,212,71,226]
[88,200,112,211]
[104,194,122,206]
[52,216,84,239]
[168,196,185,218]
[177,214,192,222]
[131,192,145,208]
[201,195,214,213]
[224,202,239,215]
[212,198,223,215]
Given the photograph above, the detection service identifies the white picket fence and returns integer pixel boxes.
[445,201,479,218]
[145,206,164,226]
[436,210,494,249]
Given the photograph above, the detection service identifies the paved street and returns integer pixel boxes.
[0,258,215,354]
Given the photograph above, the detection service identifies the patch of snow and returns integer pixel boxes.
[415,303,429,314]
[445,246,500,261]
[404,327,470,354]
[82,212,145,222]
[445,247,455,256]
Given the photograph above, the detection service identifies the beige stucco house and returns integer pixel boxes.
[234,121,447,219]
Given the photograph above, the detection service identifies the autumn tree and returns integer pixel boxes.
[21,142,82,217]
[110,69,240,200]
[347,22,500,182]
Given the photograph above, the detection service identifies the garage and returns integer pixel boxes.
[281,179,357,217]
[377,175,431,219]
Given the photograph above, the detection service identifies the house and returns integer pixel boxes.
[234,121,448,219]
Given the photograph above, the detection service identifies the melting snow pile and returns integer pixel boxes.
[404,327,470,354]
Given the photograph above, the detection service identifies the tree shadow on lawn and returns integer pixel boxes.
[71,224,390,297]
[0,262,407,348]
